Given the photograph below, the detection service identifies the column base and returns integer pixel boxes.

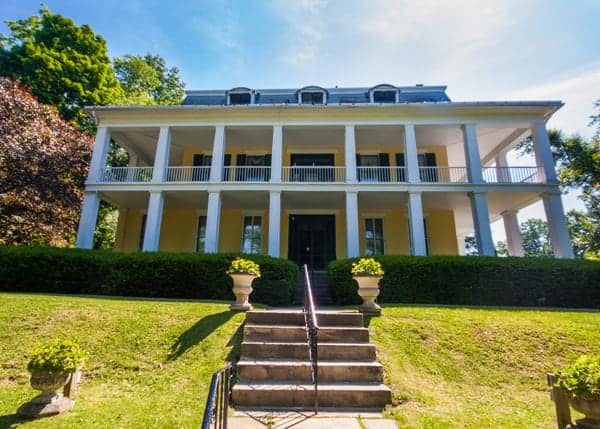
[230,303,253,312]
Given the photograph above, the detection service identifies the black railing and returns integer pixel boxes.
[302,264,319,413]
[200,363,234,429]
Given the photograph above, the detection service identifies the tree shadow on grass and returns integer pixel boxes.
[0,413,26,428]
[167,311,237,361]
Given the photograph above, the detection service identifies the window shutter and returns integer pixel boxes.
[355,153,362,167]
[223,154,232,166]
[236,154,246,166]
[425,153,437,166]
[264,154,272,181]
[192,154,204,167]
[379,153,390,181]
[264,154,272,166]
[395,153,405,166]
[222,154,232,182]
[395,153,405,182]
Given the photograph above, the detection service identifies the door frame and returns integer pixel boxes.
[288,214,336,270]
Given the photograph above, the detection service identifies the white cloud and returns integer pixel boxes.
[510,66,600,137]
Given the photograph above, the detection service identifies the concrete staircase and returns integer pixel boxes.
[232,310,391,410]
[293,271,334,306]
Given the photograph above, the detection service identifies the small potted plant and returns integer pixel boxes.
[18,339,86,418]
[351,257,384,315]
[555,354,600,426]
[227,257,261,311]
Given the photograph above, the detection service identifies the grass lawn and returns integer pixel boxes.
[371,305,600,428]
[0,294,598,428]
[0,293,245,428]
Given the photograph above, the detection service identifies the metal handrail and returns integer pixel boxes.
[302,264,319,413]
[201,363,234,429]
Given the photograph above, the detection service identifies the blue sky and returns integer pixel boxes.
[2,0,600,240]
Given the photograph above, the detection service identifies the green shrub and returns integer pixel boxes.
[0,247,298,307]
[328,255,600,308]
[555,355,600,398]
[27,339,87,375]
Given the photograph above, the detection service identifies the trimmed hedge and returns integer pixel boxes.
[0,246,298,306]
[328,255,600,309]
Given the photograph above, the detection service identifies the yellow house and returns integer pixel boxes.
[76,84,574,267]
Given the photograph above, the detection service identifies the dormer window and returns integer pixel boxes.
[298,86,327,105]
[227,87,254,105]
[369,84,399,103]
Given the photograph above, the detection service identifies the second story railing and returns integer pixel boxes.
[419,166,468,183]
[166,166,210,182]
[282,166,345,183]
[99,166,153,183]
[223,166,271,182]
[482,166,542,184]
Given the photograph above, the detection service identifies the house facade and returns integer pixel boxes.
[76,84,574,266]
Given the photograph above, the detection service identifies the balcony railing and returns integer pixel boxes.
[99,166,153,183]
[482,166,542,184]
[165,166,210,182]
[223,166,271,182]
[95,165,545,185]
[282,166,346,183]
[419,167,468,183]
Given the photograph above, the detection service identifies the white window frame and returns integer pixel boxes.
[369,85,399,103]
[195,215,207,253]
[364,217,385,256]
[227,89,254,105]
[298,89,327,105]
[241,215,262,254]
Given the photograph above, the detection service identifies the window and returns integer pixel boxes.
[365,218,384,256]
[373,90,397,103]
[138,214,147,251]
[301,91,324,104]
[196,216,207,253]
[241,216,262,254]
[229,92,251,105]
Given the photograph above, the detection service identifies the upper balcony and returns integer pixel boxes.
[89,123,554,188]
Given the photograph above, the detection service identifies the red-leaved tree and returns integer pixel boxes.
[0,77,93,246]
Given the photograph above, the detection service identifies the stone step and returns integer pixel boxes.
[232,381,391,409]
[244,311,363,327]
[241,341,377,361]
[237,360,383,382]
[243,325,370,343]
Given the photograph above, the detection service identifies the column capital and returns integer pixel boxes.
[500,209,518,217]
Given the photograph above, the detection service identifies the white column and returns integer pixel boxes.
[469,192,495,256]
[268,191,281,257]
[404,124,420,183]
[495,152,511,183]
[346,191,360,257]
[205,191,222,253]
[502,210,524,256]
[210,126,225,182]
[543,194,574,258]
[142,191,164,251]
[462,124,484,183]
[345,125,357,183]
[87,127,111,182]
[152,127,171,183]
[531,122,558,184]
[407,191,426,256]
[270,125,283,182]
[75,192,100,248]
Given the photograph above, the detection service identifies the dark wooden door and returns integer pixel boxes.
[288,215,336,270]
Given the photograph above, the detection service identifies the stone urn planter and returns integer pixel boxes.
[351,258,385,315]
[227,258,261,312]
[229,273,257,311]
[17,371,75,418]
[354,275,382,315]
[570,396,600,428]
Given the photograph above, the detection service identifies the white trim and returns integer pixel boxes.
[287,148,340,154]
[285,209,341,215]
[298,88,327,105]
[361,212,387,218]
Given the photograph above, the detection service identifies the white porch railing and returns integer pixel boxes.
[357,167,398,182]
[482,166,542,183]
[165,166,210,182]
[418,167,469,183]
[282,166,345,182]
[99,166,153,183]
[223,166,271,182]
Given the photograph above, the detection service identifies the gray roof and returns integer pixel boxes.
[182,84,451,106]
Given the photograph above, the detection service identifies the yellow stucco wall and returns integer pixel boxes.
[114,207,458,257]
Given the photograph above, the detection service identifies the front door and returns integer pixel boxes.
[288,215,336,270]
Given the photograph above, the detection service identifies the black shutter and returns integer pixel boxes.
[222,154,232,182]
[425,153,437,182]
[192,154,204,166]
[264,154,272,181]
[355,154,362,181]
[395,153,405,182]
[379,153,390,181]
[236,154,246,181]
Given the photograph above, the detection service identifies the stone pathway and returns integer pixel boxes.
[230,411,397,428]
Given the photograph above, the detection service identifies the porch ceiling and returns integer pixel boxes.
[282,191,345,210]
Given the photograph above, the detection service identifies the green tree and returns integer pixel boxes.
[114,54,185,105]
[520,219,553,257]
[495,241,508,257]
[0,7,123,130]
